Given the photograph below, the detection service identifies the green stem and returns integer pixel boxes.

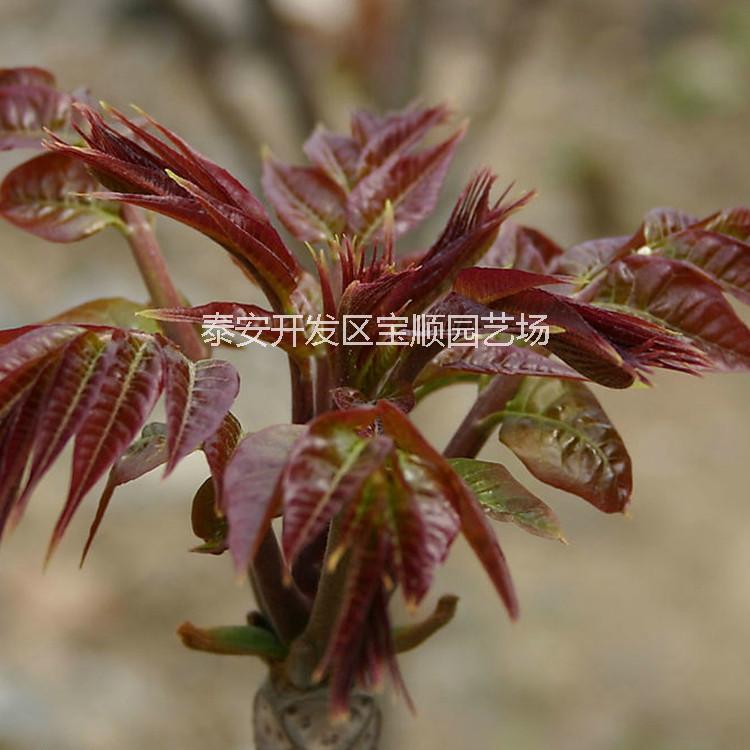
[120,204,207,361]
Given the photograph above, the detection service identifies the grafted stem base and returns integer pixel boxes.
[253,676,381,749]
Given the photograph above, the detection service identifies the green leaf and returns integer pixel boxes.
[497,377,632,513]
[0,152,123,241]
[449,458,564,541]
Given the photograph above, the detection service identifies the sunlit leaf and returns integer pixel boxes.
[449,458,563,540]
[262,154,346,242]
[497,377,632,513]
[163,349,240,475]
[0,152,122,241]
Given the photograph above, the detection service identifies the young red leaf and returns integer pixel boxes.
[377,400,518,618]
[261,154,346,242]
[497,377,632,513]
[353,104,450,177]
[48,332,165,560]
[163,349,240,475]
[281,412,394,565]
[0,84,71,150]
[0,152,122,241]
[705,207,750,242]
[656,229,750,304]
[435,343,584,380]
[590,255,750,371]
[347,126,465,241]
[0,67,56,88]
[13,331,113,520]
[222,424,306,571]
[302,126,360,190]
[449,458,564,541]
[80,423,168,563]
[480,222,564,274]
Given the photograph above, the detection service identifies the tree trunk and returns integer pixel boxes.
[253,674,381,749]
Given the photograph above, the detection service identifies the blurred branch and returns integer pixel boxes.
[249,0,321,136]
[470,0,552,138]
[150,0,264,177]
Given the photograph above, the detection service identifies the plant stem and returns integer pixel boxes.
[121,204,207,361]
[250,530,310,646]
[443,375,522,459]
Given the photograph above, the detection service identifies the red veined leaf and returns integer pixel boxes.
[554,235,634,282]
[655,229,750,304]
[302,126,360,190]
[261,154,346,242]
[202,412,242,493]
[13,331,114,521]
[388,453,460,605]
[376,400,518,618]
[162,349,240,475]
[589,255,750,371]
[80,423,168,564]
[105,104,271,219]
[642,207,698,246]
[0,359,61,535]
[353,104,450,178]
[316,530,390,719]
[48,331,165,560]
[449,458,564,541]
[453,266,567,303]
[47,105,302,311]
[435,343,584,380]
[0,84,72,150]
[704,207,750,242]
[378,173,535,316]
[347,126,465,241]
[44,297,160,332]
[497,377,632,513]
[480,222,564,273]
[0,67,56,88]
[222,424,306,570]
[163,171,300,311]
[281,410,395,565]
[0,325,85,418]
[0,152,122,241]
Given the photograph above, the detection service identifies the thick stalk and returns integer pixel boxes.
[444,375,522,459]
[254,671,381,749]
[121,204,207,361]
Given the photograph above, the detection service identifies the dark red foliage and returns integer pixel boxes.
[1,67,749,718]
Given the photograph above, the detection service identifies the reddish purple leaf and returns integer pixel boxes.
[435,343,584,380]
[163,349,240,475]
[261,155,346,242]
[590,255,750,371]
[281,411,394,564]
[0,67,56,88]
[0,84,71,150]
[48,332,164,560]
[657,229,750,304]
[222,424,305,570]
[0,152,121,241]
[347,127,465,241]
[80,423,168,564]
[481,222,564,273]
[303,126,360,190]
[498,377,632,513]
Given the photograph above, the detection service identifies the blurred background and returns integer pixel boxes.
[1,0,750,748]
